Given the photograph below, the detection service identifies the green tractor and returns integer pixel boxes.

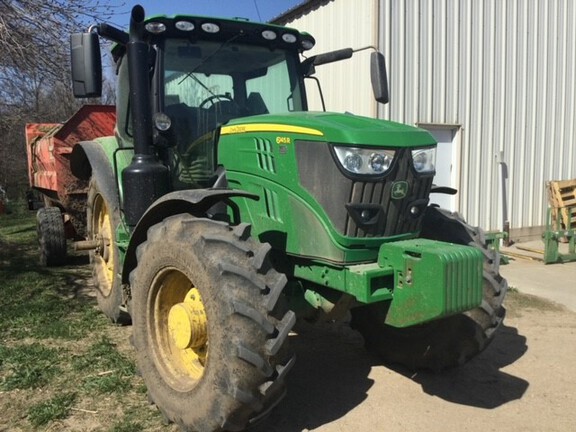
[69,5,506,431]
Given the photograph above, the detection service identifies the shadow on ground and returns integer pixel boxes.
[1,236,94,300]
[253,322,528,432]
[400,324,529,409]
[251,323,375,432]
[54,251,94,299]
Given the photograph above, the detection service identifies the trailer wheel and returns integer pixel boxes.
[37,207,66,266]
[87,180,129,324]
[131,215,294,432]
[351,206,507,371]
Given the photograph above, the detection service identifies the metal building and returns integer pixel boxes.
[275,0,576,239]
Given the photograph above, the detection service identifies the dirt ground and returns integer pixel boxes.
[251,291,576,432]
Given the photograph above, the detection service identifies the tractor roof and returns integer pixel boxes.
[106,12,315,59]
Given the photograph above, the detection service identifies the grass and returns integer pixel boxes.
[28,392,77,428]
[0,223,104,341]
[0,344,62,390]
[0,211,176,431]
[73,336,136,394]
[109,421,146,432]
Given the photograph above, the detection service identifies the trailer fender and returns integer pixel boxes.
[69,141,120,211]
[121,189,259,284]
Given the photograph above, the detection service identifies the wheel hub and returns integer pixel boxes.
[95,234,109,260]
[168,288,207,350]
[93,198,114,289]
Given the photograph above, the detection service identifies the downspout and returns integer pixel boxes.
[497,150,510,246]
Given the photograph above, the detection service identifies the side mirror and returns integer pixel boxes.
[70,32,102,98]
[370,52,389,104]
[303,48,354,77]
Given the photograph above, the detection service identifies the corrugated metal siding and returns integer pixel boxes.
[283,0,378,117]
[281,0,576,232]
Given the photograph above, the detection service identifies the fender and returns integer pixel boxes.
[69,141,121,213]
[121,189,259,284]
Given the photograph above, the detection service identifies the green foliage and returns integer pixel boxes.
[73,336,136,374]
[0,344,61,390]
[83,372,133,393]
[73,336,136,394]
[27,392,77,428]
[0,212,37,243]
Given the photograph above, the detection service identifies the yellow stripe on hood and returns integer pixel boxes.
[221,123,324,137]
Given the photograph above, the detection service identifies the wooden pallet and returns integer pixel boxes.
[547,179,576,229]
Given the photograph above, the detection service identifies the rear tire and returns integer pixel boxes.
[87,179,129,324]
[351,206,507,371]
[131,215,294,432]
[37,207,66,266]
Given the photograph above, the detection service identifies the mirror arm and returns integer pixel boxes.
[93,23,129,45]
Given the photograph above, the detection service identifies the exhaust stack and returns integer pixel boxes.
[121,5,170,226]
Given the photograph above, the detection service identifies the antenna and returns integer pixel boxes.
[253,0,262,21]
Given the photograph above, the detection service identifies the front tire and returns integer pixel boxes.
[351,206,507,371]
[131,215,295,432]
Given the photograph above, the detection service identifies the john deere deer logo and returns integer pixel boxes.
[391,181,408,200]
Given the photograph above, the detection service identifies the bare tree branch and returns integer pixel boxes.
[0,0,122,198]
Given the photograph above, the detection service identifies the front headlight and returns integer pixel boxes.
[411,147,436,173]
[333,146,396,175]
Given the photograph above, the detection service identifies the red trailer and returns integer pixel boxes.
[25,105,115,264]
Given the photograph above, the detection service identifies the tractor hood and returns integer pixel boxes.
[218,109,438,262]
[222,111,436,148]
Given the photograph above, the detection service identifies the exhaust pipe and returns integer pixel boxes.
[127,5,152,156]
[121,5,170,226]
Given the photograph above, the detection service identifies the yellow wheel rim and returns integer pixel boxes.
[93,194,115,293]
[149,268,208,389]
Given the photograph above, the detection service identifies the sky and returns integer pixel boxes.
[111,0,305,27]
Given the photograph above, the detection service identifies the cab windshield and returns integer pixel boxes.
[163,39,304,137]
[162,38,304,187]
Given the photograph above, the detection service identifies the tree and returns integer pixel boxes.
[0,0,122,199]
[0,0,122,80]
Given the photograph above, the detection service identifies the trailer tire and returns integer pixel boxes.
[37,207,66,266]
[87,180,129,324]
[131,215,294,432]
[351,206,507,371]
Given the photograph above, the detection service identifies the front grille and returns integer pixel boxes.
[296,141,433,238]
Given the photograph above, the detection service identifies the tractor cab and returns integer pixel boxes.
[73,12,315,190]
[157,36,307,188]
[71,9,388,193]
